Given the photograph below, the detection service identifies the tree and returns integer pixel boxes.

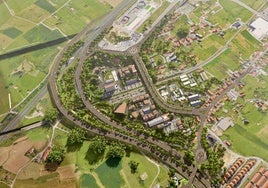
[176,27,189,39]
[106,142,126,159]
[44,108,59,123]
[128,160,139,173]
[46,145,65,164]
[67,128,86,145]
[183,151,195,166]
[89,136,107,154]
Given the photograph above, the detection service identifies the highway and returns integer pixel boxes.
[0,84,47,142]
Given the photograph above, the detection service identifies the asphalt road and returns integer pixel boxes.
[0,84,48,142]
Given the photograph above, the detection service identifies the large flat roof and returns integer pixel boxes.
[250,17,268,39]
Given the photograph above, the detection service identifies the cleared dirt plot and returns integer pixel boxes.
[17,162,45,180]
[0,147,11,166]
[2,138,33,174]
[57,164,76,180]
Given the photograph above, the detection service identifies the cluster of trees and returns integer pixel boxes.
[44,108,59,124]
[89,136,127,159]
[200,128,226,186]
[128,160,139,173]
[176,27,189,39]
[183,150,195,166]
[46,146,65,164]
[60,41,84,67]
[67,128,86,145]
[108,31,131,44]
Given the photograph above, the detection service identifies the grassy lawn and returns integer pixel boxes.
[0,3,11,25]
[121,152,160,188]
[219,0,253,23]
[0,182,9,188]
[80,174,100,188]
[240,75,268,100]
[0,72,9,114]
[217,74,268,162]
[240,0,267,10]
[26,126,52,141]
[170,15,189,37]
[204,47,241,80]
[95,157,124,188]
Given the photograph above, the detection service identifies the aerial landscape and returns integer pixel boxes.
[0,0,268,187]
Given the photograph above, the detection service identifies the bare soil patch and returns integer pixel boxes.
[3,139,33,174]
[57,164,76,180]
[0,147,11,166]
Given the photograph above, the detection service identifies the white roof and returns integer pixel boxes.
[250,18,268,39]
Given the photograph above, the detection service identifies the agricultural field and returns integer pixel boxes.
[218,0,253,23]
[204,29,262,80]
[230,30,262,59]
[203,48,241,80]
[240,0,268,10]
[0,0,113,116]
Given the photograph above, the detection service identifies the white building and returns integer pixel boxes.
[249,17,268,40]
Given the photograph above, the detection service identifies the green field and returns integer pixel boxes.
[206,0,253,28]
[0,45,60,109]
[23,24,63,43]
[0,72,9,114]
[230,30,262,59]
[44,0,112,35]
[80,174,100,188]
[239,75,268,100]
[215,74,268,162]
[35,0,56,13]
[219,0,253,22]
[26,126,52,141]
[203,48,241,80]
[0,0,112,112]
[96,158,124,188]
[2,27,22,39]
[0,182,9,188]
[240,0,267,10]
[121,152,167,188]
